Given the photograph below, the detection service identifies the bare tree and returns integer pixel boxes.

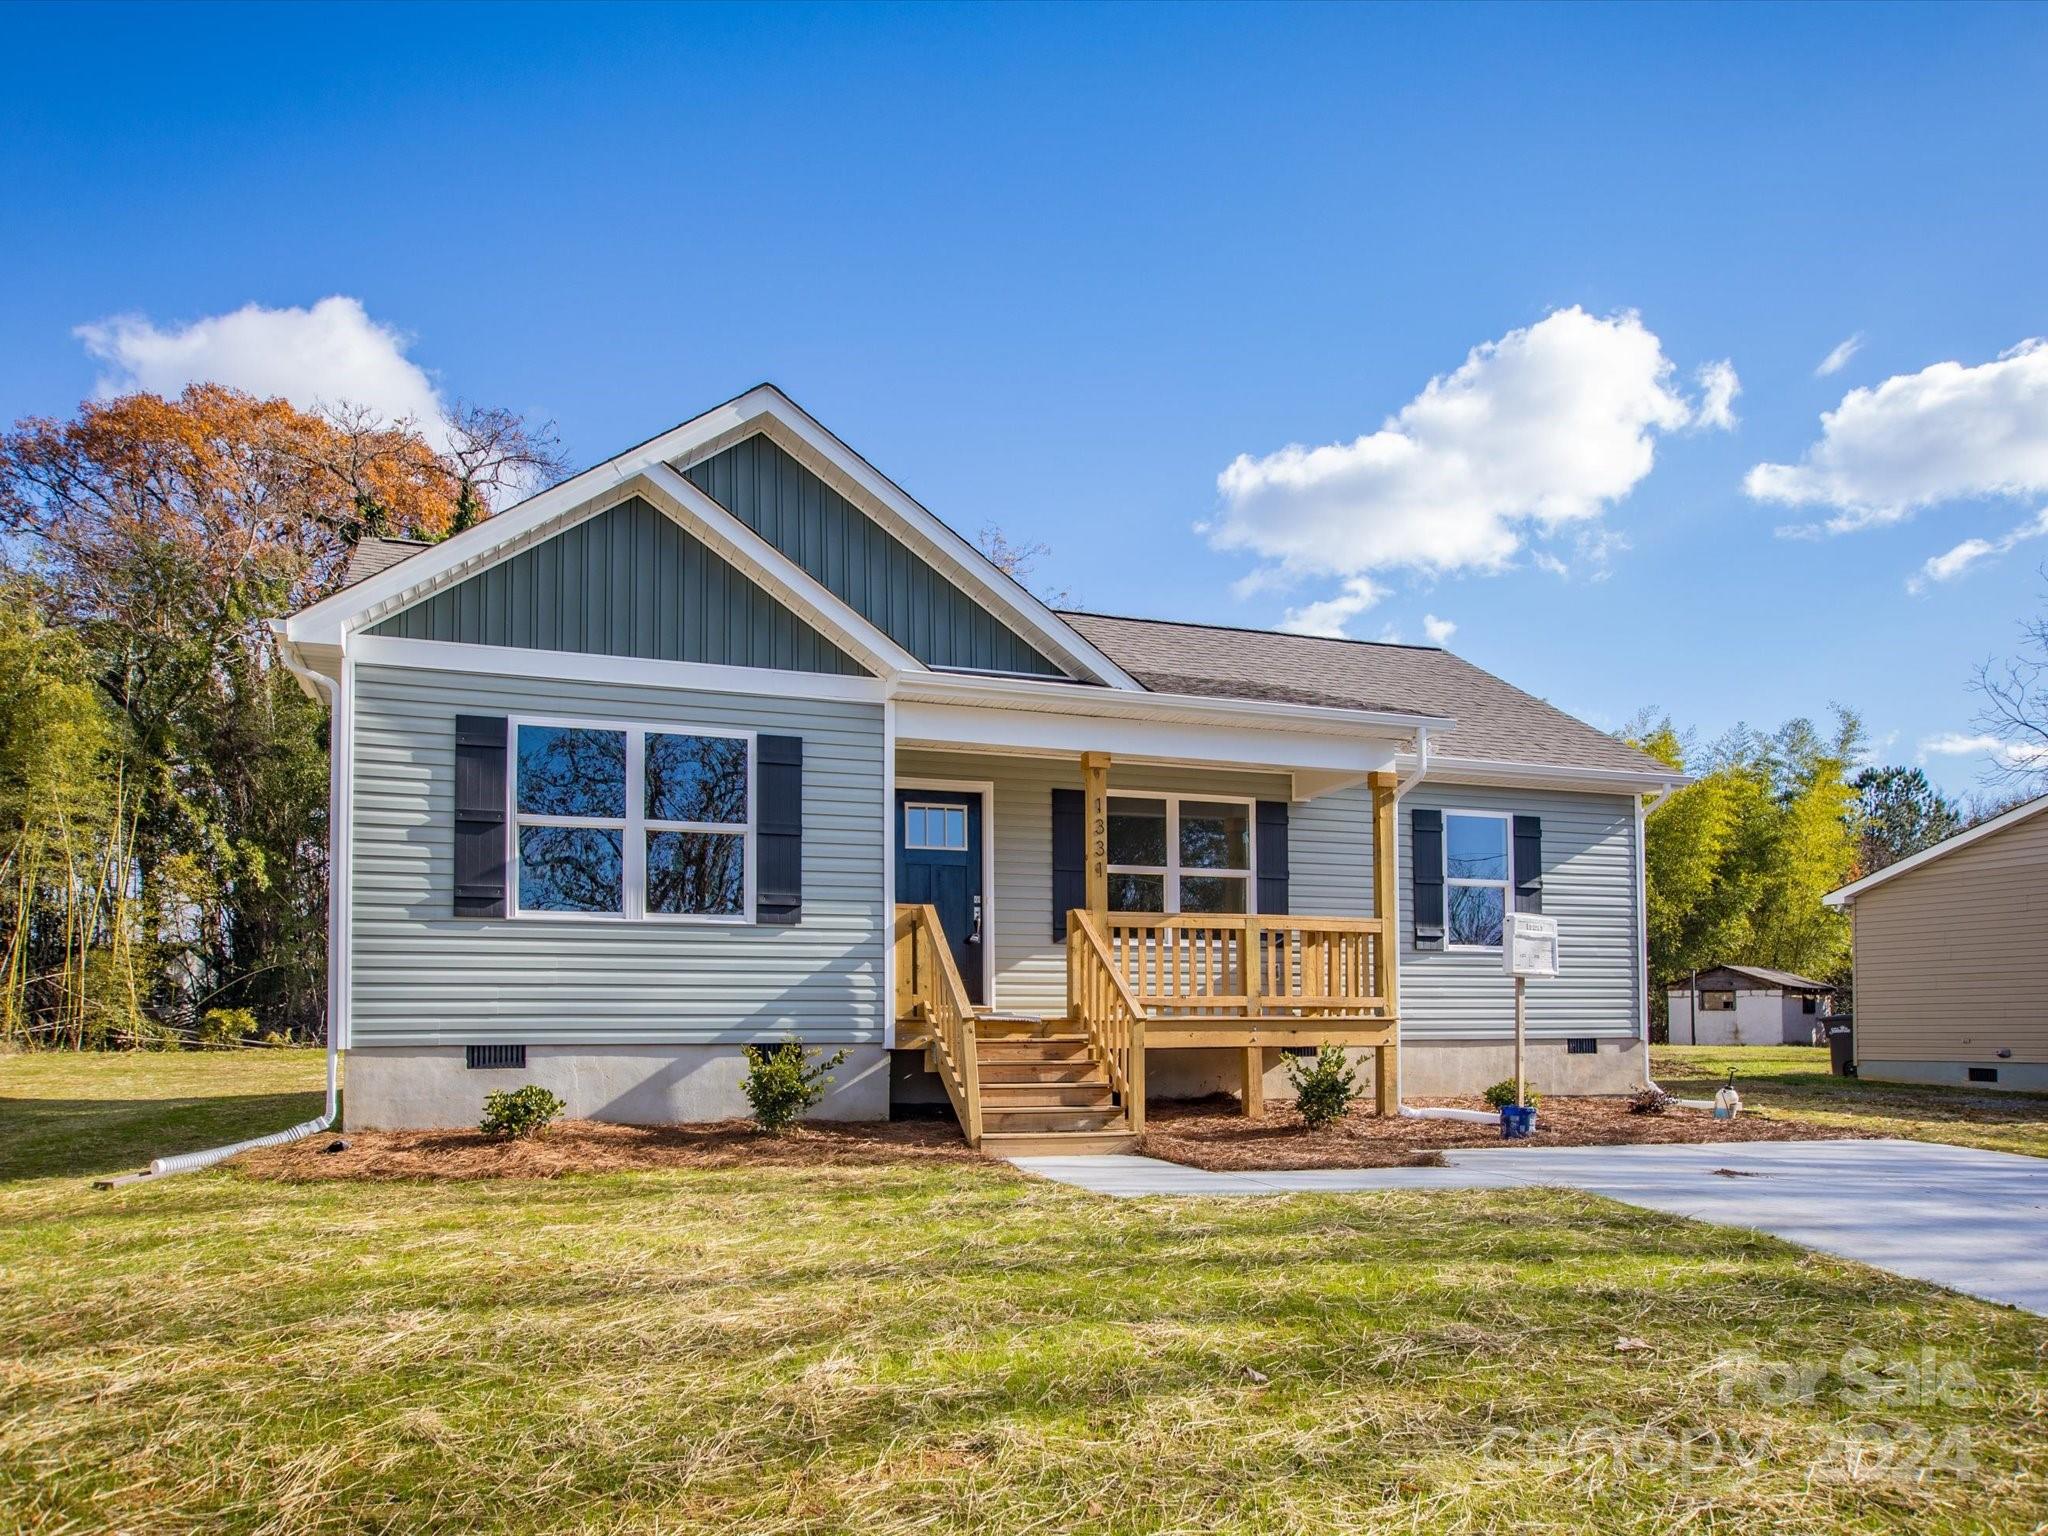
[440,402,570,530]
[977,522,1070,607]
[1969,564,2048,791]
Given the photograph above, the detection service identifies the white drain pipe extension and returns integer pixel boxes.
[139,640,344,1180]
[1382,729,1496,1124]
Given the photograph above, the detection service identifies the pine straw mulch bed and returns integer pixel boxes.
[1139,1094,1882,1171]
[238,1116,991,1181]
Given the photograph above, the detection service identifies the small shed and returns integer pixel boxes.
[1667,965,1836,1047]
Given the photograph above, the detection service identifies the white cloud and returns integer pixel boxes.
[1280,577,1386,637]
[1815,333,1863,377]
[1693,359,1741,431]
[1905,507,2048,594]
[1421,613,1457,644]
[1917,731,2048,771]
[76,295,449,448]
[1747,338,2048,532]
[1212,307,1718,599]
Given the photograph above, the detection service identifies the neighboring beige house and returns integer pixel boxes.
[1667,964,1834,1047]
[1823,793,2048,1092]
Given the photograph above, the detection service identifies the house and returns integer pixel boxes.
[1666,965,1835,1047]
[1823,793,2048,1093]
[273,384,1684,1151]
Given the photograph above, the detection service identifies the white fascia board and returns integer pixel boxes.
[1824,791,2048,907]
[1408,753,1692,795]
[895,700,1400,777]
[679,389,1146,691]
[348,635,889,704]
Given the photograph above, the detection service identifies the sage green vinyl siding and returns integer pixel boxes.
[368,496,866,675]
[350,663,884,1046]
[1398,784,1640,1040]
[896,750,1298,1015]
[683,435,1065,676]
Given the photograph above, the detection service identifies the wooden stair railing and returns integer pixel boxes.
[893,905,984,1146]
[1098,914,1392,1020]
[1065,911,1148,1135]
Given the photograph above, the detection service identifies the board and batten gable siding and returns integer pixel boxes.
[350,663,884,1047]
[893,751,1352,1015]
[1849,808,2048,1066]
[682,434,1065,677]
[367,496,867,676]
[1399,784,1640,1040]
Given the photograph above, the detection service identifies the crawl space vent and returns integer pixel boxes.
[466,1044,527,1070]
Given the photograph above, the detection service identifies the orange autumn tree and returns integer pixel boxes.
[0,385,562,1044]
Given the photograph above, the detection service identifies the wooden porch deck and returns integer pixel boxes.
[896,905,1398,1152]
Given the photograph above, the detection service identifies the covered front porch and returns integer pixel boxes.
[892,743,1406,1152]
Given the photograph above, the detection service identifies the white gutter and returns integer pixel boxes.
[127,632,348,1181]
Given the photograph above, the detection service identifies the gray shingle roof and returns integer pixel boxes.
[1057,611,1670,777]
[1708,964,1836,993]
[343,536,433,587]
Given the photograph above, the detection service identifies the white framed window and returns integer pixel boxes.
[510,716,754,923]
[903,801,969,851]
[1106,793,1255,915]
[1442,808,1510,950]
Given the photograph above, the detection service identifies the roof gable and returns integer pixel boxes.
[367,495,866,675]
[1826,792,2048,905]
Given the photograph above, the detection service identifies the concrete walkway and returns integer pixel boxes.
[1010,1138,2048,1315]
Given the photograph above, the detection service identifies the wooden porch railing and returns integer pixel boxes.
[893,904,983,1145]
[1095,914,1391,1020]
[1065,913,1148,1135]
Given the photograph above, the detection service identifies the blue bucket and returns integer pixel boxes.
[1500,1105,1537,1139]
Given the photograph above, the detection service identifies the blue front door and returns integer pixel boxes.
[896,790,984,1005]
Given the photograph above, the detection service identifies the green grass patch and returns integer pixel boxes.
[1655,1045,2048,1160]
[2,1052,2044,1534]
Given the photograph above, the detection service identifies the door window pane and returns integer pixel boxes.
[645,733,747,824]
[1107,797,1168,867]
[518,825,623,912]
[1447,884,1505,948]
[647,830,746,916]
[904,803,969,850]
[1179,875,1248,914]
[1179,800,1249,870]
[1107,873,1166,913]
[1445,814,1508,880]
[517,726,627,818]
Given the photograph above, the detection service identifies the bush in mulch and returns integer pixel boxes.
[1137,1093,1877,1172]
[238,1117,990,1181]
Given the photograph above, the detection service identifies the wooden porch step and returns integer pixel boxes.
[973,1012,1065,1039]
[981,1130,1140,1157]
[977,1036,1093,1063]
[979,1104,1124,1134]
[980,1083,1116,1109]
[978,1060,1107,1085]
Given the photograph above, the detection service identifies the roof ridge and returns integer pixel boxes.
[1056,607,1445,652]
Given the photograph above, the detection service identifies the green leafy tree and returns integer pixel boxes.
[1853,766,1962,876]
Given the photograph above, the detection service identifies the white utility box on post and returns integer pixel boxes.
[1501,914,1558,1110]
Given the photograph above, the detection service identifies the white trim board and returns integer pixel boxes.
[1825,791,2048,906]
[349,635,889,703]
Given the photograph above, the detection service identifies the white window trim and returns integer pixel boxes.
[1106,791,1258,915]
[902,799,971,851]
[507,713,757,925]
[1442,806,1511,952]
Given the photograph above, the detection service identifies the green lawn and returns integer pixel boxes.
[3,1052,2045,1535]
[1654,1045,2048,1161]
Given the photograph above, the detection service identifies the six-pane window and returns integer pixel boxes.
[1443,811,1509,949]
[513,721,751,920]
[1107,794,1252,914]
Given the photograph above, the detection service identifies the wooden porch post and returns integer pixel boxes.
[1370,770,1401,1115]
[1081,751,1111,924]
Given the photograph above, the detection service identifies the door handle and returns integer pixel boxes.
[969,894,984,945]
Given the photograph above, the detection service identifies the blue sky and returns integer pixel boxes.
[6,2,2047,793]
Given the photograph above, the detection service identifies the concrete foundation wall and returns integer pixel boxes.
[345,1044,891,1130]
[1857,1058,2048,1094]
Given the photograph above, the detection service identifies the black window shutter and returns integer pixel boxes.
[1411,807,1444,950]
[756,734,803,925]
[1051,788,1084,939]
[1255,800,1289,915]
[453,715,509,918]
[1512,814,1543,914]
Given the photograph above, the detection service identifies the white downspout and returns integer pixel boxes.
[133,634,347,1180]
[1634,781,1711,1107]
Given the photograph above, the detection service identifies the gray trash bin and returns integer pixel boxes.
[1825,1017,1854,1077]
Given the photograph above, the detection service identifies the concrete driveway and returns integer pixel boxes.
[1011,1138,2048,1315]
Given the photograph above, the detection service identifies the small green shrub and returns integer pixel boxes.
[480,1084,565,1139]
[196,1007,258,1049]
[742,1040,849,1134]
[1285,1044,1360,1129]
[1483,1078,1541,1110]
